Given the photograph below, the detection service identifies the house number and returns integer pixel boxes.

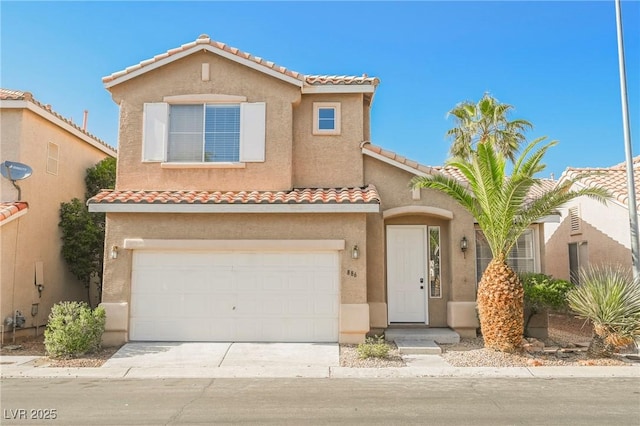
[346,269,357,277]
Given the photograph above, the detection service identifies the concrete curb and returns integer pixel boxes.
[2,362,638,379]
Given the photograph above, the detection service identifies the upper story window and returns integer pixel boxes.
[142,97,265,165]
[313,102,341,135]
[168,104,240,162]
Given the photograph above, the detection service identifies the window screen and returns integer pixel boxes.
[167,104,240,162]
[476,228,537,284]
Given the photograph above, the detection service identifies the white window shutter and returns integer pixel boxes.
[142,103,169,162]
[239,102,266,162]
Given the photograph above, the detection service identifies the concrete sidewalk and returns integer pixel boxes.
[1,341,638,379]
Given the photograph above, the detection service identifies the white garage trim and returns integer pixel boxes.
[123,239,345,251]
[383,206,454,220]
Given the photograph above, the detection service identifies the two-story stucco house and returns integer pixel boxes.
[1,89,116,341]
[89,34,487,346]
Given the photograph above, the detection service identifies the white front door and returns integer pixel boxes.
[387,225,428,323]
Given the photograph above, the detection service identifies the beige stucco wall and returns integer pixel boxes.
[101,212,368,342]
[110,51,304,192]
[1,107,113,337]
[363,156,478,328]
[545,216,631,281]
[292,93,364,188]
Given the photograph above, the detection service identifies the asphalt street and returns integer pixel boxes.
[2,377,639,425]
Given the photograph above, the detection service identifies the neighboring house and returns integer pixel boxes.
[545,158,640,282]
[0,89,116,341]
[89,35,548,346]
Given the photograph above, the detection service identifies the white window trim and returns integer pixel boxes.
[313,102,341,135]
[160,162,246,169]
[163,94,247,104]
[142,97,265,164]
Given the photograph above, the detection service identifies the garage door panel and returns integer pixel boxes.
[131,250,339,342]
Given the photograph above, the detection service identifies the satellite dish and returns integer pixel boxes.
[1,161,32,181]
[1,160,33,201]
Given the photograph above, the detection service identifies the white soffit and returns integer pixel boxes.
[88,203,379,214]
[302,85,375,94]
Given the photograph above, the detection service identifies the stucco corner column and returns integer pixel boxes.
[339,304,370,344]
[99,302,129,347]
[447,301,478,338]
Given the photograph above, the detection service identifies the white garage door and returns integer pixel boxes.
[130,250,339,342]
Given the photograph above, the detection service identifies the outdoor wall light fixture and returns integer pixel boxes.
[352,245,360,260]
[111,245,119,260]
[460,237,468,258]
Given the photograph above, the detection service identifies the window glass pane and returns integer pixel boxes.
[168,105,203,162]
[429,227,441,298]
[318,108,335,119]
[204,105,240,162]
[476,229,536,283]
[318,107,335,130]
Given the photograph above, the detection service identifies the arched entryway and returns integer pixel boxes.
[383,207,453,326]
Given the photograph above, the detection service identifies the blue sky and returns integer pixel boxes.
[2,1,638,179]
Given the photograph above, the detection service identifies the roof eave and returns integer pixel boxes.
[302,85,376,95]
[0,100,116,157]
[103,44,304,90]
[88,202,379,214]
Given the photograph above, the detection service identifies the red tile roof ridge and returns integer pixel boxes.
[102,35,378,88]
[0,88,116,153]
[559,157,640,206]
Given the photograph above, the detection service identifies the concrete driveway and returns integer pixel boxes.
[102,342,339,369]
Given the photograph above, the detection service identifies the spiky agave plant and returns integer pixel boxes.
[567,265,640,358]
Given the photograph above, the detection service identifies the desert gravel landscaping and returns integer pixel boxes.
[1,313,637,368]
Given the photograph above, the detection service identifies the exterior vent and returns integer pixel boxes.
[47,142,59,175]
[569,206,581,234]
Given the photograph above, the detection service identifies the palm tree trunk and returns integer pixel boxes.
[587,333,614,358]
[477,256,524,352]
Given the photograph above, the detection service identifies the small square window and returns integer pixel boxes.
[313,102,341,135]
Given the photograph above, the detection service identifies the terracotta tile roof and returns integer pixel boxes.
[361,142,557,202]
[0,202,28,225]
[305,75,380,86]
[88,186,380,205]
[362,142,465,182]
[0,88,27,100]
[0,88,115,154]
[560,157,640,206]
[103,34,378,89]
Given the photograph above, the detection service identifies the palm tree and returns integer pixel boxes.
[447,93,533,162]
[412,139,609,352]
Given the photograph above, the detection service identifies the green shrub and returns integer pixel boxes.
[567,265,640,357]
[520,273,574,313]
[357,335,391,359]
[44,301,106,358]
